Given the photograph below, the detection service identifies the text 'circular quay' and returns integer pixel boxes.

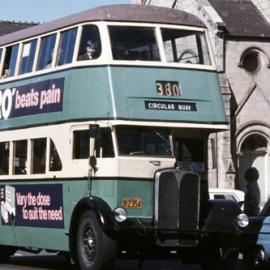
[1,1,270,270]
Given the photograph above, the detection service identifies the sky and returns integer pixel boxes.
[0,0,131,23]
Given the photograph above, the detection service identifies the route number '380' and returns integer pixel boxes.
[156,81,181,97]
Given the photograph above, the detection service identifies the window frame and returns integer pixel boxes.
[72,127,115,160]
[13,139,28,175]
[0,141,10,175]
[108,25,161,62]
[18,38,38,75]
[1,43,20,78]
[105,21,215,69]
[0,21,216,82]
[31,137,47,174]
[77,24,102,62]
[56,27,78,66]
[36,33,57,71]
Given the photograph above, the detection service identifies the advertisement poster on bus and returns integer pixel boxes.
[0,77,64,120]
[0,184,64,228]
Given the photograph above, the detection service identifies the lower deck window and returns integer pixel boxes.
[73,130,89,159]
[73,128,114,159]
[32,138,46,174]
[116,126,172,157]
[13,140,27,175]
[49,139,62,171]
[0,142,9,175]
[0,137,62,176]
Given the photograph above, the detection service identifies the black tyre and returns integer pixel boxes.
[0,246,15,263]
[200,245,239,270]
[76,210,117,270]
[200,246,223,270]
[241,247,268,270]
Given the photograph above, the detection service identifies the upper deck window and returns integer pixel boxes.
[109,26,160,61]
[37,33,56,70]
[77,25,101,61]
[161,29,211,65]
[57,27,77,66]
[1,44,19,78]
[19,39,37,75]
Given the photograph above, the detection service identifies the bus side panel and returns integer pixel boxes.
[0,66,226,131]
[0,67,113,130]
[109,66,226,124]
[90,179,154,218]
[0,178,153,250]
[0,181,76,251]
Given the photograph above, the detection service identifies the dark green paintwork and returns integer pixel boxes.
[0,178,153,250]
[0,65,226,130]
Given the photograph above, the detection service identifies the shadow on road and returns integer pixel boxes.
[9,253,77,270]
[6,251,201,270]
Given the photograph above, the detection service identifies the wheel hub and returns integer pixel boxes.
[83,226,96,262]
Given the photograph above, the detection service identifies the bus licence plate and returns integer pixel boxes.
[122,198,142,209]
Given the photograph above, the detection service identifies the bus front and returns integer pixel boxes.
[86,18,228,255]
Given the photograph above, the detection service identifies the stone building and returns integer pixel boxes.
[252,0,270,22]
[0,21,37,36]
[135,0,270,203]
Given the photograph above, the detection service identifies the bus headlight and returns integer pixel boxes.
[113,207,127,223]
[236,213,249,228]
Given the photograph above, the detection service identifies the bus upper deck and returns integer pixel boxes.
[0,4,227,131]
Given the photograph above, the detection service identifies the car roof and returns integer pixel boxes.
[209,188,245,201]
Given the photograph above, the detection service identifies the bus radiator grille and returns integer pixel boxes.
[155,170,200,233]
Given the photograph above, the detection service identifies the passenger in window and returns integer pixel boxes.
[15,159,27,175]
[46,52,54,68]
[2,64,10,79]
[78,40,99,61]
[2,69,9,79]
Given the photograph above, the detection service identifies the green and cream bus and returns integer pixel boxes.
[0,4,247,270]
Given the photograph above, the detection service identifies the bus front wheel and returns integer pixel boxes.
[76,210,117,270]
[0,246,15,263]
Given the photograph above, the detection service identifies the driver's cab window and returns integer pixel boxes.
[73,128,114,159]
[161,28,211,65]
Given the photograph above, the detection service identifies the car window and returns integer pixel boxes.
[213,194,237,202]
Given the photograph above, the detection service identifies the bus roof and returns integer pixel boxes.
[0,4,205,47]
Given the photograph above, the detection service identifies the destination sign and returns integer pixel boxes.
[145,101,197,111]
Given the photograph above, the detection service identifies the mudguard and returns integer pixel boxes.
[68,196,117,262]
[202,199,242,235]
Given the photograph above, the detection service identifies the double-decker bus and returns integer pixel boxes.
[0,4,247,270]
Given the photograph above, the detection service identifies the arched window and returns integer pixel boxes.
[241,134,268,153]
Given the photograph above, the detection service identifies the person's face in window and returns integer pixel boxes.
[85,41,96,58]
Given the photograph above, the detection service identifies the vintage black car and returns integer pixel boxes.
[240,199,270,269]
